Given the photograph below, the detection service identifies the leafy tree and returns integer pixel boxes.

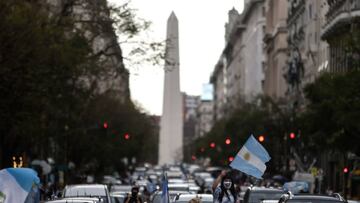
[299,71,360,154]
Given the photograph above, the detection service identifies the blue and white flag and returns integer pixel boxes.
[0,168,40,203]
[161,173,169,203]
[230,135,271,179]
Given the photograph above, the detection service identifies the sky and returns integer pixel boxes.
[109,0,244,115]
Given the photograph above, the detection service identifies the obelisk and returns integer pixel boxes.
[159,12,183,165]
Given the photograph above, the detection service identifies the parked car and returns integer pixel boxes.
[44,197,102,203]
[62,184,111,203]
[242,186,285,203]
[278,192,346,203]
[111,193,125,203]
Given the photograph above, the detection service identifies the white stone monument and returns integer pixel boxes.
[159,12,183,165]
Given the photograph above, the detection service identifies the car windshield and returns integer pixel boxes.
[248,191,284,203]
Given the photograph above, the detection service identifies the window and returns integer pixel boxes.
[309,4,313,20]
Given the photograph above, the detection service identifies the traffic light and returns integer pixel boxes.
[210,142,216,148]
[289,132,296,139]
[191,155,196,161]
[258,135,265,142]
[124,133,130,140]
[103,122,108,129]
[228,156,234,162]
[225,138,231,145]
[200,147,205,152]
[343,167,349,173]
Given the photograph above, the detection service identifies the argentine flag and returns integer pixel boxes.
[161,172,169,203]
[0,168,40,203]
[230,135,271,179]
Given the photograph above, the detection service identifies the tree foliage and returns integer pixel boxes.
[191,97,291,172]
[0,0,159,177]
[299,71,360,154]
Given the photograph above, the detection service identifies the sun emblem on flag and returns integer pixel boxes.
[0,191,6,201]
[243,152,250,160]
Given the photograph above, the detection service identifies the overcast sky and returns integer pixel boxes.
[109,0,244,115]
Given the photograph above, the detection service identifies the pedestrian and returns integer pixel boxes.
[212,170,238,203]
[124,186,143,203]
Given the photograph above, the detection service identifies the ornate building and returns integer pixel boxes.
[321,0,360,72]
[263,0,288,101]
[287,0,328,109]
[211,0,265,121]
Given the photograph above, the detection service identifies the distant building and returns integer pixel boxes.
[182,94,201,161]
[195,100,213,138]
[321,0,359,72]
[211,0,265,121]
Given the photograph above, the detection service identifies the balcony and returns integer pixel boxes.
[322,0,360,39]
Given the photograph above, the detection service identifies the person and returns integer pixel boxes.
[124,186,143,203]
[212,170,237,203]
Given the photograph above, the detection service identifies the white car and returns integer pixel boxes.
[62,184,111,203]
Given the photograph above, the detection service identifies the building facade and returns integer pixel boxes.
[211,0,265,121]
[263,0,288,100]
[286,0,329,109]
[182,94,200,161]
[321,0,360,72]
[195,100,213,138]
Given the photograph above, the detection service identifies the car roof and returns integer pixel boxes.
[289,195,344,201]
[45,197,101,203]
[247,187,284,192]
[65,184,107,189]
[175,194,213,202]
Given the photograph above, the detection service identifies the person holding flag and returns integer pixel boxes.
[212,170,237,203]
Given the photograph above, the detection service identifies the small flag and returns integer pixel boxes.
[161,173,169,203]
[0,168,40,203]
[230,135,271,179]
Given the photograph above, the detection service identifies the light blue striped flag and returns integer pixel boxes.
[230,135,271,179]
[0,168,40,203]
[161,172,169,203]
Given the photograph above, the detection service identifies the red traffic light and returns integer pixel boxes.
[124,133,130,140]
[200,147,205,152]
[258,135,265,142]
[225,138,231,145]
[191,155,196,161]
[290,132,296,139]
[103,122,108,129]
[343,167,349,173]
[228,156,234,162]
[210,142,216,148]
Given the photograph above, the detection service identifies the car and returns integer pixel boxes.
[62,184,111,203]
[44,197,102,203]
[168,183,189,192]
[173,194,213,203]
[110,185,132,193]
[111,193,126,203]
[242,186,285,203]
[278,192,346,203]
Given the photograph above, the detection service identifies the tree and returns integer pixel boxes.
[299,71,360,154]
